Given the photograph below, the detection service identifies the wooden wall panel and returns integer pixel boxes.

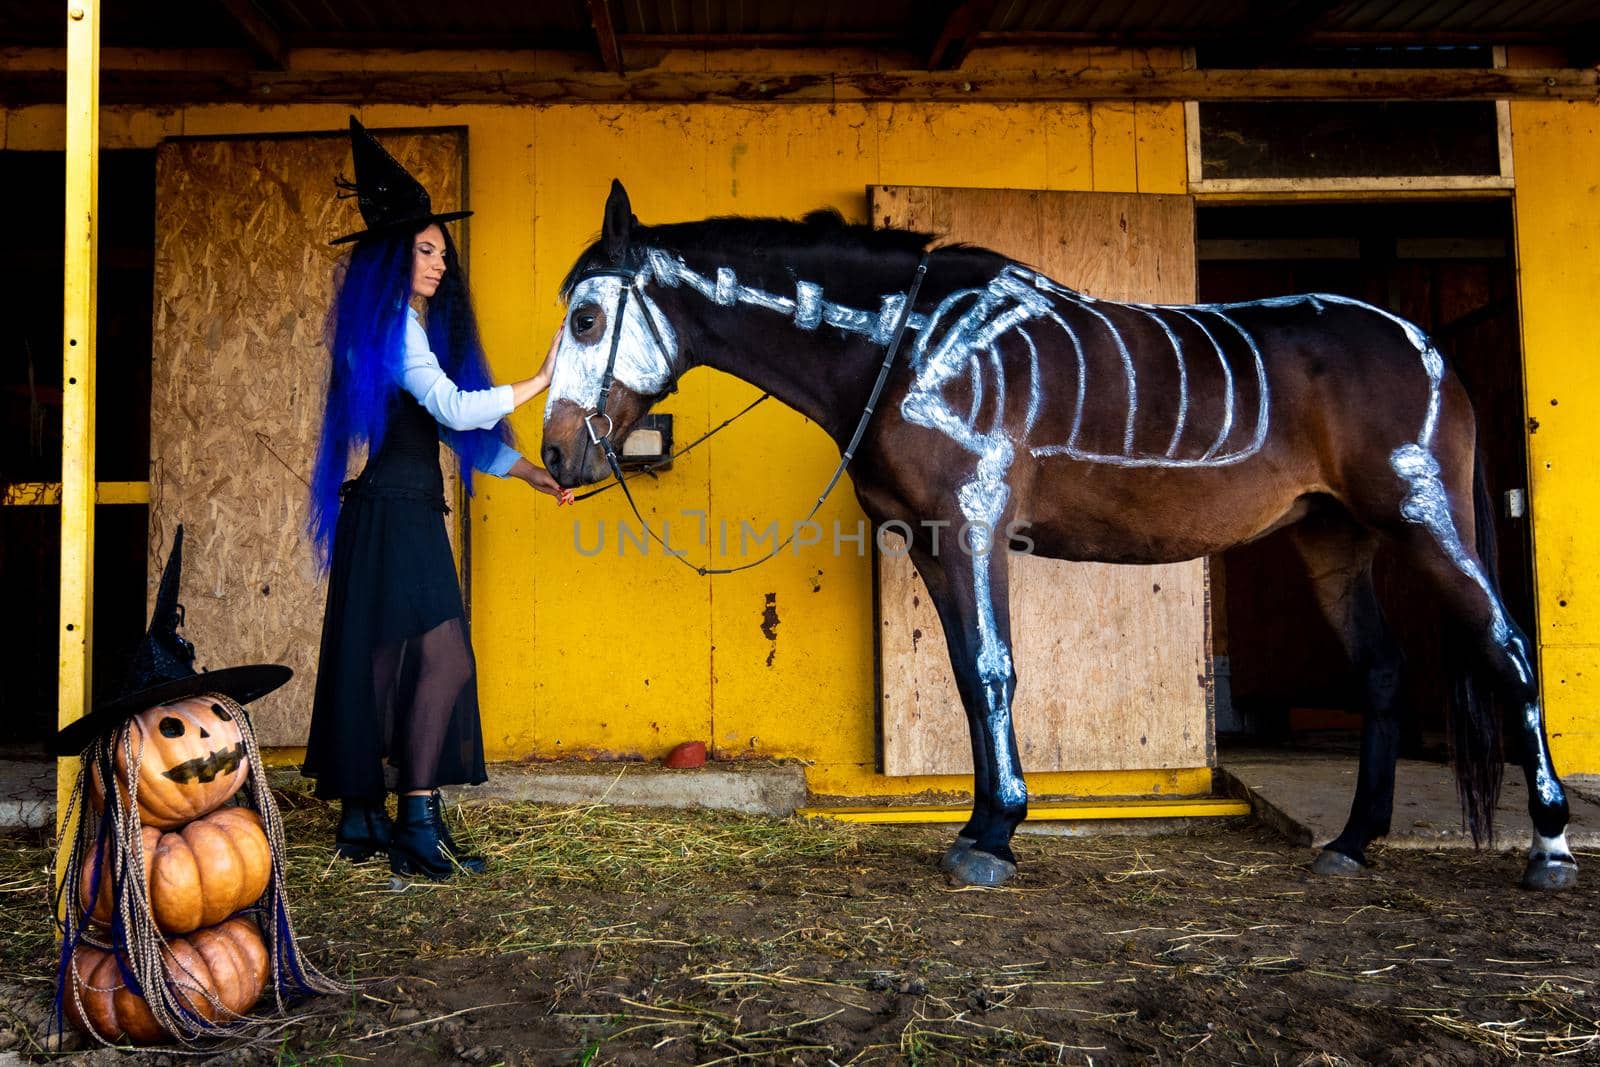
[874,185,1211,776]
[150,129,464,747]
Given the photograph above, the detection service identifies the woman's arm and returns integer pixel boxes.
[407,314,570,504]
[401,314,555,431]
[439,433,572,505]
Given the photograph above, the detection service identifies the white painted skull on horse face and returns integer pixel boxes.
[542,181,681,487]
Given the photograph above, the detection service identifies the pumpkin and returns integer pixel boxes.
[63,916,270,1045]
[92,696,250,829]
[80,807,272,936]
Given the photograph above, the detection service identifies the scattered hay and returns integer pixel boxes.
[0,780,1594,1064]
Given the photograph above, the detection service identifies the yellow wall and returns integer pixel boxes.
[1510,99,1600,775]
[8,47,1210,798]
[510,92,1203,799]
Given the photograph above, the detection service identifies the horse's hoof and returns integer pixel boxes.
[1522,854,1579,892]
[938,836,976,874]
[1311,849,1366,876]
[946,848,1017,887]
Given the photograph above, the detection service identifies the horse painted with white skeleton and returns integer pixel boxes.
[540,181,1576,892]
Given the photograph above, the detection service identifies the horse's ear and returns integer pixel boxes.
[603,179,632,263]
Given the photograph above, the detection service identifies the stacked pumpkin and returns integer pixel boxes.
[62,697,275,1045]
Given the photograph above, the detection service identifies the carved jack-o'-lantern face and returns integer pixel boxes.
[96,696,251,829]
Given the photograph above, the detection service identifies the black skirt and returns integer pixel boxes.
[302,399,488,800]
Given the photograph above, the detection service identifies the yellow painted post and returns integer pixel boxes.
[1509,98,1600,773]
[58,0,100,826]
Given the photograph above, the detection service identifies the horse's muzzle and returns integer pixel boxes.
[542,400,612,487]
[542,438,611,488]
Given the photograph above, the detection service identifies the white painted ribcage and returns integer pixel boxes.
[900,276,1041,460]
[903,267,1270,470]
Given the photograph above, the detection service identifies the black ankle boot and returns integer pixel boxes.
[335,797,392,863]
[430,790,486,869]
[390,793,485,879]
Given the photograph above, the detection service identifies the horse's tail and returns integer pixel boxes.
[1445,441,1504,846]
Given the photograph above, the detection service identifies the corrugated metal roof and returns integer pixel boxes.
[989,0,1256,36]
[1,1,1592,54]
[988,0,1596,39]
[1333,0,1595,35]
[611,0,916,37]
[1,0,251,48]
[266,0,592,42]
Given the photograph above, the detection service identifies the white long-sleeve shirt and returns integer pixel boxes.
[400,307,522,477]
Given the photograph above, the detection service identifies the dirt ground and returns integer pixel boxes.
[1,785,1596,1065]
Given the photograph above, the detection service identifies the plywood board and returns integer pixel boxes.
[873,185,1210,776]
[151,129,465,747]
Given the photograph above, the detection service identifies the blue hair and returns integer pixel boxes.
[309,225,513,566]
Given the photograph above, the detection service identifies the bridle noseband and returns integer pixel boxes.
[567,252,930,575]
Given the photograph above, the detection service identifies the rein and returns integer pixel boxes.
[575,252,930,576]
[571,390,771,503]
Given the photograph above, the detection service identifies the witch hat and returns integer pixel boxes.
[328,116,472,245]
[52,525,292,756]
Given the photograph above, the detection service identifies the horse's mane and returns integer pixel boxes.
[560,208,1012,307]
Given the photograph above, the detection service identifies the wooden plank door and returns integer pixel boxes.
[150,128,466,747]
[874,186,1211,777]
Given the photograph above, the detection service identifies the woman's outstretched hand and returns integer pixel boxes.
[507,455,573,504]
[505,338,574,504]
[531,332,559,394]
[526,463,575,506]
[510,333,562,410]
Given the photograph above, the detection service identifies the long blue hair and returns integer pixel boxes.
[308,224,513,566]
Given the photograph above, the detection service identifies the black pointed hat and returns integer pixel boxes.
[328,117,472,246]
[52,525,292,756]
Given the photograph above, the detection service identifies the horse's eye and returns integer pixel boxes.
[570,303,605,342]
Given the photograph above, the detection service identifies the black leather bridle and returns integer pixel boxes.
[568,253,931,575]
[574,265,681,463]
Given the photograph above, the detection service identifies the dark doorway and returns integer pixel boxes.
[1200,200,1532,756]
[0,149,155,753]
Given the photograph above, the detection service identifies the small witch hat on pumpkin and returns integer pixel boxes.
[328,116,472,245]
[52,525,291,757]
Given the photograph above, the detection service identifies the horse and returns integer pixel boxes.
[539,180,1577,892]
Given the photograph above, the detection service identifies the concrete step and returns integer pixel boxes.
[1222,755,1600,851]
[443,760,811,817]
[0,760,54,831]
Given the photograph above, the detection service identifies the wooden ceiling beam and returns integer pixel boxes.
[211,0,286,70]
[586,0,624,73]
[924,0,1000,71]
[3,63,1594,107]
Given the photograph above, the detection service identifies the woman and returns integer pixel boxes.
[303,118,571,879]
